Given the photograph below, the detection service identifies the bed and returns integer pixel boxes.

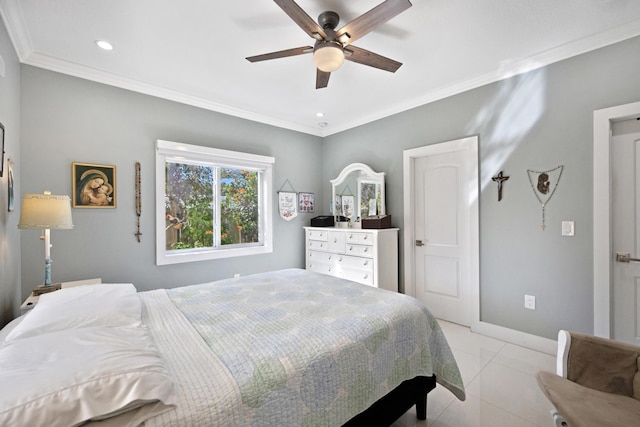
[0,268,465,426]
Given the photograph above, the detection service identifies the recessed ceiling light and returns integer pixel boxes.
[316,112,325,117]
[95,40,114,51]
[318,122,328,128]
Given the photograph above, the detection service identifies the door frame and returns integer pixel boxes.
[403,136,480,329]
[593,100,640,338]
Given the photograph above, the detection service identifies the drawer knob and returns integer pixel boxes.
[363,274,369,279]
[364,248,369,253]
[363,260,368,266]
[364,235,368,240]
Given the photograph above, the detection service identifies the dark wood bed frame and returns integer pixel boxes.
[343,376,437,426]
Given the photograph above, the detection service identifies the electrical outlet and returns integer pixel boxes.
[524,295,536,310]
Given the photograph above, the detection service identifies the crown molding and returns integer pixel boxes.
[0,0,33,61]
[323,18,640,137]
[23,52,324,137]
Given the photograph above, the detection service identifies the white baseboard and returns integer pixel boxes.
[471,321,557,355]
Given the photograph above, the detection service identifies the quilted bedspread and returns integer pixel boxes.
[141,268,464,426]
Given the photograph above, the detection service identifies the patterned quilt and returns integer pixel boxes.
[141,268,464,426]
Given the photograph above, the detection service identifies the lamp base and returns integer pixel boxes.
[32,283,62,296]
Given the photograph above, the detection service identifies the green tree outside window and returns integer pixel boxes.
[165,162,259,251]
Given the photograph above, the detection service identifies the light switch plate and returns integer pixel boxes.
[525,295,536,310]
[562,221,575,237]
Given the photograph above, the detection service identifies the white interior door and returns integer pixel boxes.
[411,139,475,326]
[612,119,640,345]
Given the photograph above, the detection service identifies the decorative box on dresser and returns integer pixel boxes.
[304,226,399,292]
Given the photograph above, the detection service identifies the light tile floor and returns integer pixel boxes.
[391,320,558,427]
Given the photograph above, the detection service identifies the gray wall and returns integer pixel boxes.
[0,17,22,327]
[322,36,640,340]
[19,66,322,297]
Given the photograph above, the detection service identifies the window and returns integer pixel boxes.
[156,140,274,265]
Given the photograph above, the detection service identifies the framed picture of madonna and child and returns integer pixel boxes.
[72,162,116,208]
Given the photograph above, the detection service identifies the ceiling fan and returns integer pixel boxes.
[246,0,413,89]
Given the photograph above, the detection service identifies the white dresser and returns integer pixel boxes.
[304,226,399,292]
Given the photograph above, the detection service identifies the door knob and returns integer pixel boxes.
[616,252,640,263]
[415,240,424,247]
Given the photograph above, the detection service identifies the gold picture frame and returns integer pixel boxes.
[72,162,116,208]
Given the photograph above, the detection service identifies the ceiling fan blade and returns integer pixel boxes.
[246,46,313,62]
[316,69,331,89]
[336,0,412,46]
[274,0,327,40]
[344,45,402,72]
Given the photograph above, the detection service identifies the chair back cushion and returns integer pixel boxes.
[568,333,640,398]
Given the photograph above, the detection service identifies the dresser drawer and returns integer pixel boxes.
[307,250,333,274]
[307,229,329,241]
[307,240,329,251]
[336,254,373,270]
[346,232,374,246]
[336,255,374,286]
[346,244,373,258]
[307,261,333,276]
[307,250,335,263]
[342,265,374,286]
[328,231,346,253]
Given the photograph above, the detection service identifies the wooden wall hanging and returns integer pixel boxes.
[491,171,509,201]
[135,162,142,242]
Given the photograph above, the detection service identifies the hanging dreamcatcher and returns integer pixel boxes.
[526,165,564,230]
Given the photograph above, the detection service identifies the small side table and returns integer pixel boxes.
[20,293,40,314]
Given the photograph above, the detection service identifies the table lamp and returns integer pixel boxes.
[18,191,73,288]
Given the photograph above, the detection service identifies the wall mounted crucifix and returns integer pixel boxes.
[491,170,510,201]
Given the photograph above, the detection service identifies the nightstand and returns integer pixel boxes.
[19,278,102,314]
[20,293,40,314]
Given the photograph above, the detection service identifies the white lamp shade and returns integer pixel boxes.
[18,193,74,229]
[313,43,345,72]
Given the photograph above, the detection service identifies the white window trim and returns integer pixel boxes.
[156,139,274,265]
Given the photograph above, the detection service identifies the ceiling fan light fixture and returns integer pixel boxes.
[313,42,344,72]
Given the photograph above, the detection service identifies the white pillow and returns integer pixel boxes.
[0,326,175,426]
[6,283,141,341]
[0,315,24,344]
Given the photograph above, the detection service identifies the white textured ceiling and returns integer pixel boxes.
[2,0,640,136]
